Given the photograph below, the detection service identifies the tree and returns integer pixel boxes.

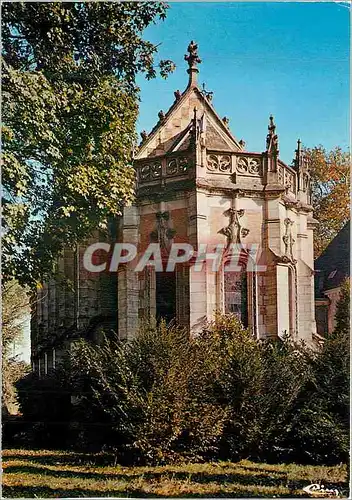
[305,146,350,256]
[284,305,349,464]
[2,280,30,415]
[281,280,350,465]
[334,278,350,335]
[2,2,174,286]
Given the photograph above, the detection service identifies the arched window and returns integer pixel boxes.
[221,250,258,334]
[223,263,248,327]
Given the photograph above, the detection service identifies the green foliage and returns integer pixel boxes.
[2,2,174,286]
[284,404,349,465]
[69,315,314,464]
[16,365,72,448]
[281,292,350,465]
[70,321,228,463]
[305,146,350,257]
[334,279,350,335]
[16,313,349,465]
[200,316,311,461]
[2,280,30,415]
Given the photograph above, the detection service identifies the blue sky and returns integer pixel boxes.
[136,2,350,165]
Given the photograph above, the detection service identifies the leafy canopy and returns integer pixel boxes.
[2,2,174,286]
[305,146,350,256]
[2,280,30,414]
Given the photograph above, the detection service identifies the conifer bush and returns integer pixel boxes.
[70,321,229,463]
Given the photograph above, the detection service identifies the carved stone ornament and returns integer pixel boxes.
[200,83,214,101]
[166,157,191,176]
[140,130,148,143]
[140,164,150,181]
[282,218,296,262]
[158,110,165,122]
[236,157,262,176]
[151,163,162,178]
[167,159,178,176]
[139,162,162,182]
[285,173,293,192]
[150,211,176,250]
[207,154,231,173]
[222,116,230,127]
[293,138,310,173]
[174,90,182,101]
[266,115,279,155]
[184,40,202,68]
[277,164,284,184]
[219,208,250,248]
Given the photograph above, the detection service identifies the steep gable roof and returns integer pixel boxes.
[135,43,243,160]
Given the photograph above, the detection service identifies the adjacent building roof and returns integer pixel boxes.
[314,221,350,296]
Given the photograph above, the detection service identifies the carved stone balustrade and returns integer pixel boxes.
[136,149,298,196]
[136,152,194,186]
[205,150,297,194]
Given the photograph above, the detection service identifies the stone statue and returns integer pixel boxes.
[174,90,181,101]
[222,116,230,127]
[158,110,165,122]
[266,115,279,154]
[282,218,295,262]
[140,130,148,142]
[219,208,249,248]
[150,211,176,250]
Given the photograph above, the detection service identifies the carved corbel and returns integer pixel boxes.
[219,208,250,248]
[150,211,176,250]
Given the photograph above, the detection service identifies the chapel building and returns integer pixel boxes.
[31,42,317,374]
[118,41,317,341]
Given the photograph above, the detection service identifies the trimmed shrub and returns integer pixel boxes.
[70,321,229,463]
[16,307,349,466]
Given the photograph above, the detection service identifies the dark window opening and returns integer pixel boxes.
[156,271,176,324]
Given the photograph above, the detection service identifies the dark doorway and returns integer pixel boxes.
[156,271,176,323]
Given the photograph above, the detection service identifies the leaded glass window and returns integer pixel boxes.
[224,269,248,327]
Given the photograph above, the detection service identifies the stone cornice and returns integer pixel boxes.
[137,178,196,202]
[195,177,266,197]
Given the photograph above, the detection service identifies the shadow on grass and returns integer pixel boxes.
[3,452,115,467]
[3,454,348,498]
[2,485,145,498]
[6,463,347,495]
[4,463,290,486]
[2,484,305,499]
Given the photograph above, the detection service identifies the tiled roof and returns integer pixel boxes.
[314,221,350,295]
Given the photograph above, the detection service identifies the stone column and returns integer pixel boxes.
[117,206,140,340]
[262,195,282,338]
[176,265,190,328]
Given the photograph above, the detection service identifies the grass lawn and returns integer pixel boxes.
[2,449,348,498]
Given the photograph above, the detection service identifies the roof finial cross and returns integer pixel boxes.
[185,40,201,87]
[185,40,201,68]
[200,82,213,101]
